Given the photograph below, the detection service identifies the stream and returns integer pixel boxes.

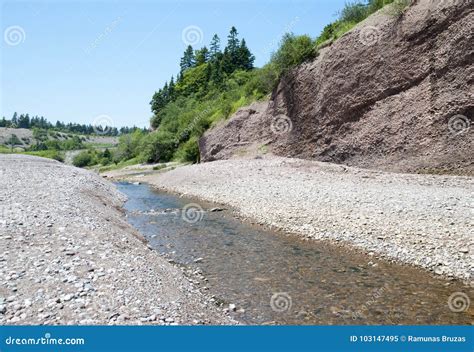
[117,182,473,325]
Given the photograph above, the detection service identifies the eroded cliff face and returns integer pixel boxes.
[199,0,473,174]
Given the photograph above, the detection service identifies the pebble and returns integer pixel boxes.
[153,156,473,282]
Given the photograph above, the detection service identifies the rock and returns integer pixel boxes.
[199,0,473,175]
[193,258,204,263]
[61,294,74,302]
[228,304,236,312]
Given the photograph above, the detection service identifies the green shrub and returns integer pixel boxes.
[174,136,200,162]
[244,64,278,98]
[386,0,411,16]
[270,33,317,77]
[72,151,93,167]
[139,130,177,163]
[339,2,368,23]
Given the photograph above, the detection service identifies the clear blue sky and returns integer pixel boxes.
[1,0,347,128]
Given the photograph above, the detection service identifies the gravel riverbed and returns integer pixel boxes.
[121,156,474,284]
[0,154,234,325]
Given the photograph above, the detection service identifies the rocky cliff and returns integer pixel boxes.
[199,0,473,174]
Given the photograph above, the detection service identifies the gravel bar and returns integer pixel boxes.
[141,156,473,283]
[0,154,234,325]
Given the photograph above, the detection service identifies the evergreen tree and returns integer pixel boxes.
[237,39,255,70]
[195,46,209,66]
[210,54,225,84]
[168,76,175,100]
[221,47,234,74]
[18,113,30,128]
[180,45,196,74]
[150,89,165,116]
[209,34,221,60]
[226,26,240,56]
[11,112,18,126]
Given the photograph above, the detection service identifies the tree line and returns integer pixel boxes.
[150,26,255,128]
[0,112,146,136]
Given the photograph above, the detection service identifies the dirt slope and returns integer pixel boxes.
[199,0,473,174]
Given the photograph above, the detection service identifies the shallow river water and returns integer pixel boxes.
[117,182,473,325]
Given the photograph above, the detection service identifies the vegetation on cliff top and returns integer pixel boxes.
[108,0,406,166]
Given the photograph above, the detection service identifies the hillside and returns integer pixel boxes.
[199,0,473,175]
[0,127,118,150]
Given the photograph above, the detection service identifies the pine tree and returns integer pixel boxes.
[168,76,175,100]
[195,46,209,66]
[227,26,240,56]
[11,112,18,127]
[210,54,225,84]
[150,89,165,116]
[209,34,221,60]
[237,39,255,70]
[162,81,169,101]
[222,26,242,73]
[180,45,196,74]
[221,47,234,74]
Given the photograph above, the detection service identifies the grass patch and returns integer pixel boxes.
[23,150,65,162]
[98,157,140,173]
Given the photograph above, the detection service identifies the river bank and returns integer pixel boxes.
[0,154,234,325]
[103,156,474,284]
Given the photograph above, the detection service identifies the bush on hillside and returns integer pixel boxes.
[139,130,177,163]
[72,150,93,167]
[270,34,317,77]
